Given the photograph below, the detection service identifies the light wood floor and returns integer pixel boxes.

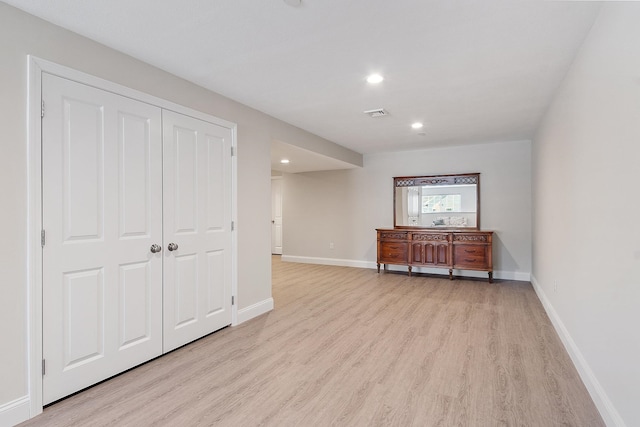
[22,256,604,426]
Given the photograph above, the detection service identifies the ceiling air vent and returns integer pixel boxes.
[364,108,389,118]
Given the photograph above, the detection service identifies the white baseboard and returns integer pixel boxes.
[281,255,530,282]
[0,395,30,427]
[494,270,530,281]
[281,255,373,269]
[236,297,274,325]
[531,275,625,427]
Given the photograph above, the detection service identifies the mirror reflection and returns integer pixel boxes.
[394,174,479,228]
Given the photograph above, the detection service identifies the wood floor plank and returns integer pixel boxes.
[20,256,604,426]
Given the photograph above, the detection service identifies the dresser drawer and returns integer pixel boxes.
[453,233,491,243]
[379,231,408,240]
[454,245,488,268]
[379,242,408,263]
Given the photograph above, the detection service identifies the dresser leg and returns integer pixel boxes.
[377,263,380,273]
[408,266,412,277]
[488,272,493,283]
[449,269,453,280]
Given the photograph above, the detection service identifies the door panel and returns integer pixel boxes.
[42,73,163,404]
[436,243,449,265]
[119,261,152,348]
[412,243,423,263]
[206,250,225,315]
[174,253,198,327]
[63,98,104,241]
[63,268,104,367]
[207,137,225,230]
[425,244,434,264]
[162,110,232,352]
[174,127,198,233]
[119,112,153,238]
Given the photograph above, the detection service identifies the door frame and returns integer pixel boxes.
[26,56,238,418]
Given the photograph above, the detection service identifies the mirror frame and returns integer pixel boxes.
[393,173,480,229]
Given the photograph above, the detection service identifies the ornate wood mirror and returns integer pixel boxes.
[393,173,480,229]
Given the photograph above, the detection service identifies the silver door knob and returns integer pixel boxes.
[167,242,179,252]
[150,244,162,253]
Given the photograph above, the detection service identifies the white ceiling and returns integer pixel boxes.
[5,0,601,160]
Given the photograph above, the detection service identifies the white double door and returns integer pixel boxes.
[42,74,232,404]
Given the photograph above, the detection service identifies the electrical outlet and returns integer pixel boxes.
[329,242,334,249]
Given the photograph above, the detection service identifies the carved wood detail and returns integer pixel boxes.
[412,233,448,241]
[395,174,478,187]
[381,232,407,240]
[454,234,488,242]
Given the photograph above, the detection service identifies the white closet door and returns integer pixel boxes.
[271,177,283,255]
[42,74,163,404]
[162,110,233,352]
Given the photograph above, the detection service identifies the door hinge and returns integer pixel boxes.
[42,359,46,376]
[231,146,235,157]
[231,221,235,231]
[231,296,235,305]
[41,100,45,118]
[41,229,46,247]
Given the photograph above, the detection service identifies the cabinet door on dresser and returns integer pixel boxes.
[410,232,451,266]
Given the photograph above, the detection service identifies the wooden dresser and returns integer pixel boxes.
[376,228,494,282]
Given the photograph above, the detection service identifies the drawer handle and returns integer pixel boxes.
[464,249,477,253]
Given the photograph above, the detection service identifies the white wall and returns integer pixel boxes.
[283,140,532,280]
[0,2,360,423]
[532,4,640,426]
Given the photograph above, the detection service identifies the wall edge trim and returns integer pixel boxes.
[236,298,274,325]
[0,395,30,427]
[530,274,626,427]
[281,255,371,269]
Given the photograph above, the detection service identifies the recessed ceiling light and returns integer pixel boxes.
[280,159,290,164]
[411,122,424,129]
[366,74,384,84]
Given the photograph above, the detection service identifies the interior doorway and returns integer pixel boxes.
[271,176,283,255]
